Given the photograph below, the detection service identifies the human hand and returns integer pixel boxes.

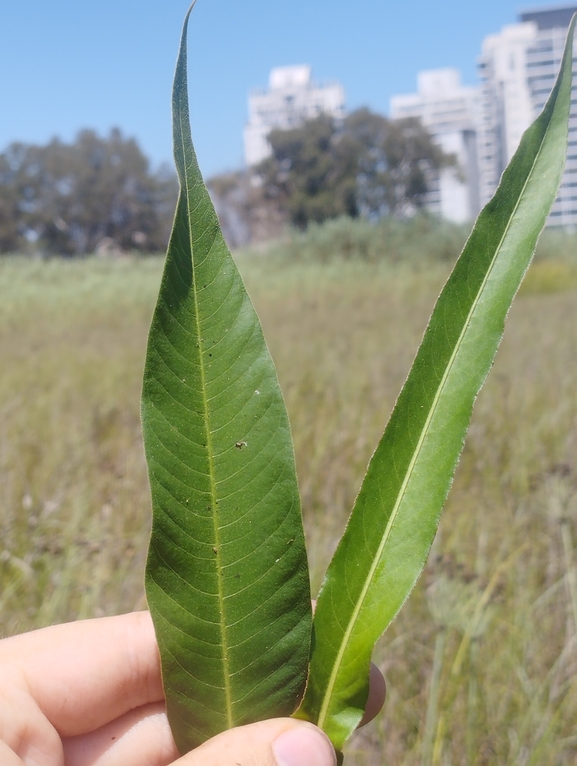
[0,611,385,766]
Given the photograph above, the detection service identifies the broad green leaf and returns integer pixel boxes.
[298,15,576,754]
[142,6,311,753]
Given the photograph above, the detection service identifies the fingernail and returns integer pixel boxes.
[273,725,336,766]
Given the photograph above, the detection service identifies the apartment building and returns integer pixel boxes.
[478,4,577,226]
[243,65,346,167]
[245,5,576,227]
[390,69,481,223]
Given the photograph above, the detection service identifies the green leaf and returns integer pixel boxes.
[297,15,576,754]
[142,5,311,753]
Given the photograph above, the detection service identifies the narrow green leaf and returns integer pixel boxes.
[298,15,576,753]
[142,6,311,753]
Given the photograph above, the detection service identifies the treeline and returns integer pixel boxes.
[209,108,457,247]
[0,128,178,255]
[0,109,455,256]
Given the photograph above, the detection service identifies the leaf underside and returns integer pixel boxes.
[142,7,311,754]
[298,15,576,753]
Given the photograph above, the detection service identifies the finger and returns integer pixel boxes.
[62,663,384,766]
[0,668,65,766]
[62,702,179,766]
[173,719,336,766]
[358,662,386,727]
[0,740,26,766]
[0,612,163,738]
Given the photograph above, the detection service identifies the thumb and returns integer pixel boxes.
[173,718,336,766]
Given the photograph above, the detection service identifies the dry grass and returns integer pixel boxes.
[1,244,577,764]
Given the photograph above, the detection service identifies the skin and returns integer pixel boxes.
[0,611,385,766]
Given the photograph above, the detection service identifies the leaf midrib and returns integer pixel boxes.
[316,113,556,730]
[178,105,233,726]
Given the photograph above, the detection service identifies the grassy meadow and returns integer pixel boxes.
[1,220,577,764]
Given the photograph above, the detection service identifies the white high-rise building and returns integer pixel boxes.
[478,5,577,226]
[390,69,481,223]
[243,65,346,167]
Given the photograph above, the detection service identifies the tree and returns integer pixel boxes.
[0,144,30,252]
[347,109,456,218]
[0,129,178,255]
[208,170,289,247]
[257,108,456,229]
[257,114,357,229]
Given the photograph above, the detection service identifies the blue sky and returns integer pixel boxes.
[0,1,567,178]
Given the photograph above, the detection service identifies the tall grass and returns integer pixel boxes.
[1,227,577,763]
[257,215,470,265]
[0,258,161,632]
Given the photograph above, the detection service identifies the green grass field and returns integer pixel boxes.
[1,229,577,764]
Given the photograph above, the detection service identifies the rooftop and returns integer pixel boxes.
[519,4,577,29]
[268,65,311,91]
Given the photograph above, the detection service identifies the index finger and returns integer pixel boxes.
[0,611,163,737]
